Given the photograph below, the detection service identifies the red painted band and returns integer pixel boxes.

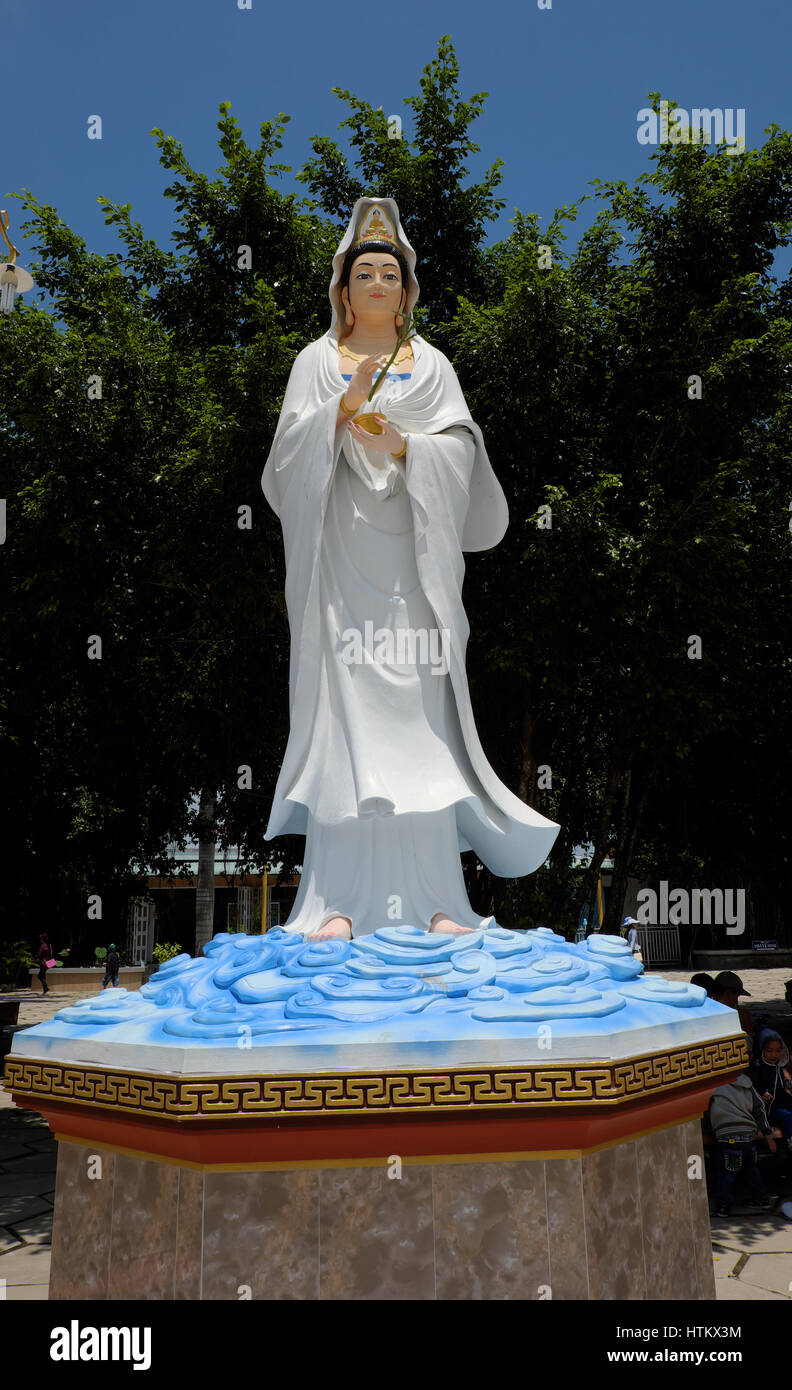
[12,1072,733,1166]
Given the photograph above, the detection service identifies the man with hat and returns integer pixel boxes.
[711,970,754,1037]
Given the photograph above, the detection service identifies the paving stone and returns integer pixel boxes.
[713,1227,792,1254]
[5,1282,51,1300]
[0,1195,52,1226]
[0,1226,22,1254]
[0,1114,48,1137]
[716,1275,787,1300]
[0,1174,53,1198]
[0,1154,57,1174]
[9,1211,52,1245]
[0,1242,52,1284]
[17,992,87,1025]
[0,1142,29,1162]
[710,1217,773,1237]
[737,1252,792,1296]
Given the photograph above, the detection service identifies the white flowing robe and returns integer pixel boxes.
[261,330,559,936]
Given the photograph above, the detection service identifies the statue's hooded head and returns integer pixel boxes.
[329,198,419,340]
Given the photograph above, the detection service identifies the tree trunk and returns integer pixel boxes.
[194,787,217,955]
[603,765,633,935]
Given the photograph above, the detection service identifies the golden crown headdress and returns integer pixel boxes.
[328,198,419,333]
[351,205,397,248]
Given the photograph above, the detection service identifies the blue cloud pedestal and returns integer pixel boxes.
[5,926,747,1300]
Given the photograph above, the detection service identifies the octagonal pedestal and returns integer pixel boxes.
[5,1037,746,1301]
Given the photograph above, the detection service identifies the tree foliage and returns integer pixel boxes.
[1,44,790,949]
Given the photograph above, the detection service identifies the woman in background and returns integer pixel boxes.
[34,932,54,994]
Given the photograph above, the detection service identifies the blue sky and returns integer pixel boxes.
[3,0,791,287]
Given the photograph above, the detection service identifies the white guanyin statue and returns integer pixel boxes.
[261,197,559,940]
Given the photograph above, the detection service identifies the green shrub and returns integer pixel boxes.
[0,941,35,991]
[153,942,183,965]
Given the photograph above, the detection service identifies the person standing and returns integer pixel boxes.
[34,933,54,994]
[101,944,120,989]
[622,916,641,955]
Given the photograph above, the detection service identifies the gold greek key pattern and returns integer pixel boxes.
[3,1035,748,1121]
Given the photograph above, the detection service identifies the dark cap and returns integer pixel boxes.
[712,970,751,997]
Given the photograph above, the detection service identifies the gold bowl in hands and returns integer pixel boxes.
[353,412,385,434]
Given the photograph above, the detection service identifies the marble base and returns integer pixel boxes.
[47,1118,715,1301]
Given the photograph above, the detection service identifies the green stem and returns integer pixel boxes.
[366,320,414,403]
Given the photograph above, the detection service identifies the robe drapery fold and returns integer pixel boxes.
[261,330,559,934]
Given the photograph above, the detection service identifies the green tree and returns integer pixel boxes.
[450,107,792,935]
[2,51,790,957]
[298,34,508,338]
[0,106,338,947]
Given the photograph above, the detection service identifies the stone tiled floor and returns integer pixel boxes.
[712,1206,792,1299]
[2,967,792,1300]
[0,1085,56,1300]
[13,987,105,1025]
[0,988,113,1299]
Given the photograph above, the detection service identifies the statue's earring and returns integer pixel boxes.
[395,312,404,328]
[343,295,355,327]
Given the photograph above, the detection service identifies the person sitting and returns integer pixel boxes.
[708,1073,776,1215]
[690,972,715,997]
[711,970,755,1038]
[749,1028,792,1152]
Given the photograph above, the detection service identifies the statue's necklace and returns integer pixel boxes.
[340,342,412,365]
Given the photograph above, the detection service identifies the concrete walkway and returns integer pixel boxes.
[6,985,104,1023]
[712,1205,792,1300]
[1,972,792,1301]
[0,1083,55,1300]
[0,989,125,1300]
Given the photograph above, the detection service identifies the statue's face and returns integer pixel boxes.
[342,252,405,321]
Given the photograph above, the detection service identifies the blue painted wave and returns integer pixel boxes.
[37,925,724,1048]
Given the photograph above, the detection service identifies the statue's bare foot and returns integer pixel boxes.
[309,915,352,941]
[429,912,475,936]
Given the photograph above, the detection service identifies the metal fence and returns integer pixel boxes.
[637,925,681,966]
[127,897,155,965]
[227,886,281,932]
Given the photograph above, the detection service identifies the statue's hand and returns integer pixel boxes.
[348,416,405,456]
[346,354,390,409]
